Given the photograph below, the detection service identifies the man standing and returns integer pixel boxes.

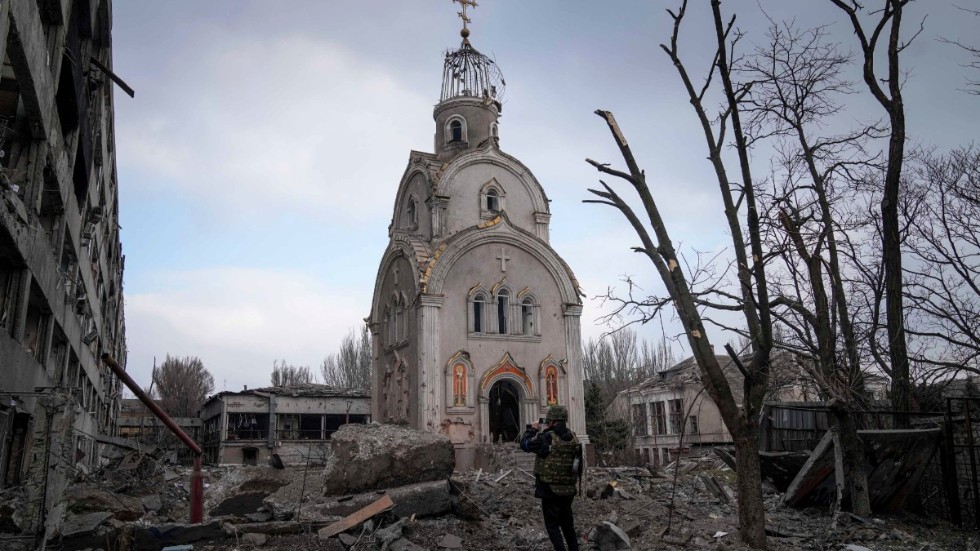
[520,405,582,551]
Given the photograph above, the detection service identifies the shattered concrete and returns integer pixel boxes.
[321,423,455,494]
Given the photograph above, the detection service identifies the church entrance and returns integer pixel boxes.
[488,379,522,444]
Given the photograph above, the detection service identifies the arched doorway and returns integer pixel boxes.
[488,379,522,443]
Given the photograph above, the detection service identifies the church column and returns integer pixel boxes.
[417,294,444,432]
[533,212,551,243]
[368,321,382,422]
[563,304,589,443]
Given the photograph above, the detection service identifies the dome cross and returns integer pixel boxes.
[454,0,478,39]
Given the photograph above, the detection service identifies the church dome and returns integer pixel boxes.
[440,39,505,107]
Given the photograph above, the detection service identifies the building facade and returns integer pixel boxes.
[0,0,126,542]
[369,25,587,467]
[613,354,814,466]
[200,385,371,466]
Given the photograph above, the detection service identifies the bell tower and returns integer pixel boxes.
[434,0,505,160]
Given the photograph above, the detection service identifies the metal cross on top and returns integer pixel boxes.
[454,0,478,36]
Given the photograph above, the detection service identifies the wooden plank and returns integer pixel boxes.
[317,494,394,540]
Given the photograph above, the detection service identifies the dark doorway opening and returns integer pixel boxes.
[489,379,521,444]
[242,447,258,466]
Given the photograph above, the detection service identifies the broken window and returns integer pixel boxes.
[472,293,485,333]
[632,403,648,435]
[486,188,499,211]
[325,413,369,439]
[689,415,699,435]
[0,52,30,199]
[0,265,21,336]
[668,399,683,434]
[521,296,535,335]
[299,414,322,439]
[227,413,268,440]
[496,289,509,334]
[651,402,667,435]
[23,281,51,362]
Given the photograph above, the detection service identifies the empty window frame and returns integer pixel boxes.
[496,289,509,334]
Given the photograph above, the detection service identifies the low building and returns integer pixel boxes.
[116,398,201,462]
[610,352,814,467]
[200,384,371,466]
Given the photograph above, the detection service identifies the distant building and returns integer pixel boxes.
[609,352,814,466]
[116,398,201,462]
[200,384,371,466]
[0,0,127,542]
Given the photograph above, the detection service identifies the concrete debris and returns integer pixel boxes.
[61,511,112,538]
[594,521,631,550]
[437,533,463,548]
[142,493,164,512]
[242,532,268,546]
[338,532,359,547]
[390,538,429,551]
[322,423,455,494]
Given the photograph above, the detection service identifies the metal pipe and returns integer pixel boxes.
[100,353,204,523]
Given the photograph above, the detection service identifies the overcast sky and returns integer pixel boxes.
[111,1,979,393]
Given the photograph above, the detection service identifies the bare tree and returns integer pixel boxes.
[828,0,918,424]
[270,361,316,386]
[152,355,214,417]
[585,2,774,545]
[321,325,372,390]
[740,18,878,516]
[905,147,980,375]
[940,6,980,95]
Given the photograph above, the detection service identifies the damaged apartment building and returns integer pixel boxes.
[0,0,127,543]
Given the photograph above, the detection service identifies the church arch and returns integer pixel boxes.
[436,147,549,215]
[422,217,580,305]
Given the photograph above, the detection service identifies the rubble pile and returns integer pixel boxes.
[40,432,979,551]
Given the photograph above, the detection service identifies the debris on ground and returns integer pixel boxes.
[35,426,979,551]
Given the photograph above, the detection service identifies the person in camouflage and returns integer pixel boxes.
[520,405,583,551]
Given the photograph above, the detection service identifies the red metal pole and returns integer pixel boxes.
[101,353,204,523]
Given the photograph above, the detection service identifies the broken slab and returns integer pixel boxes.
[322,424,454,494]
[784,428,941,512]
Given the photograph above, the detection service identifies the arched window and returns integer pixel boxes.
[490,122,499,138]
[407,197,417,227]
[497,289,509,334]
[450,120,462,143]
[486,188,499,211]
[522,297,534,335]
[473,293,485,333]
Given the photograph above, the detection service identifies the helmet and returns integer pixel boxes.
[546,405,568,422]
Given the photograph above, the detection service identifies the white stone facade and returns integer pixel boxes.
[370,41,586,465]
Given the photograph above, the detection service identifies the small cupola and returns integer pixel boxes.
[433,2,505,158]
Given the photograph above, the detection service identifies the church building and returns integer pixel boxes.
[369,8,587,466]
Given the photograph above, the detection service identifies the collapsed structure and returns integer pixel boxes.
[369,5,587,468]
[0,0,127,543]
[200,384,371,466]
